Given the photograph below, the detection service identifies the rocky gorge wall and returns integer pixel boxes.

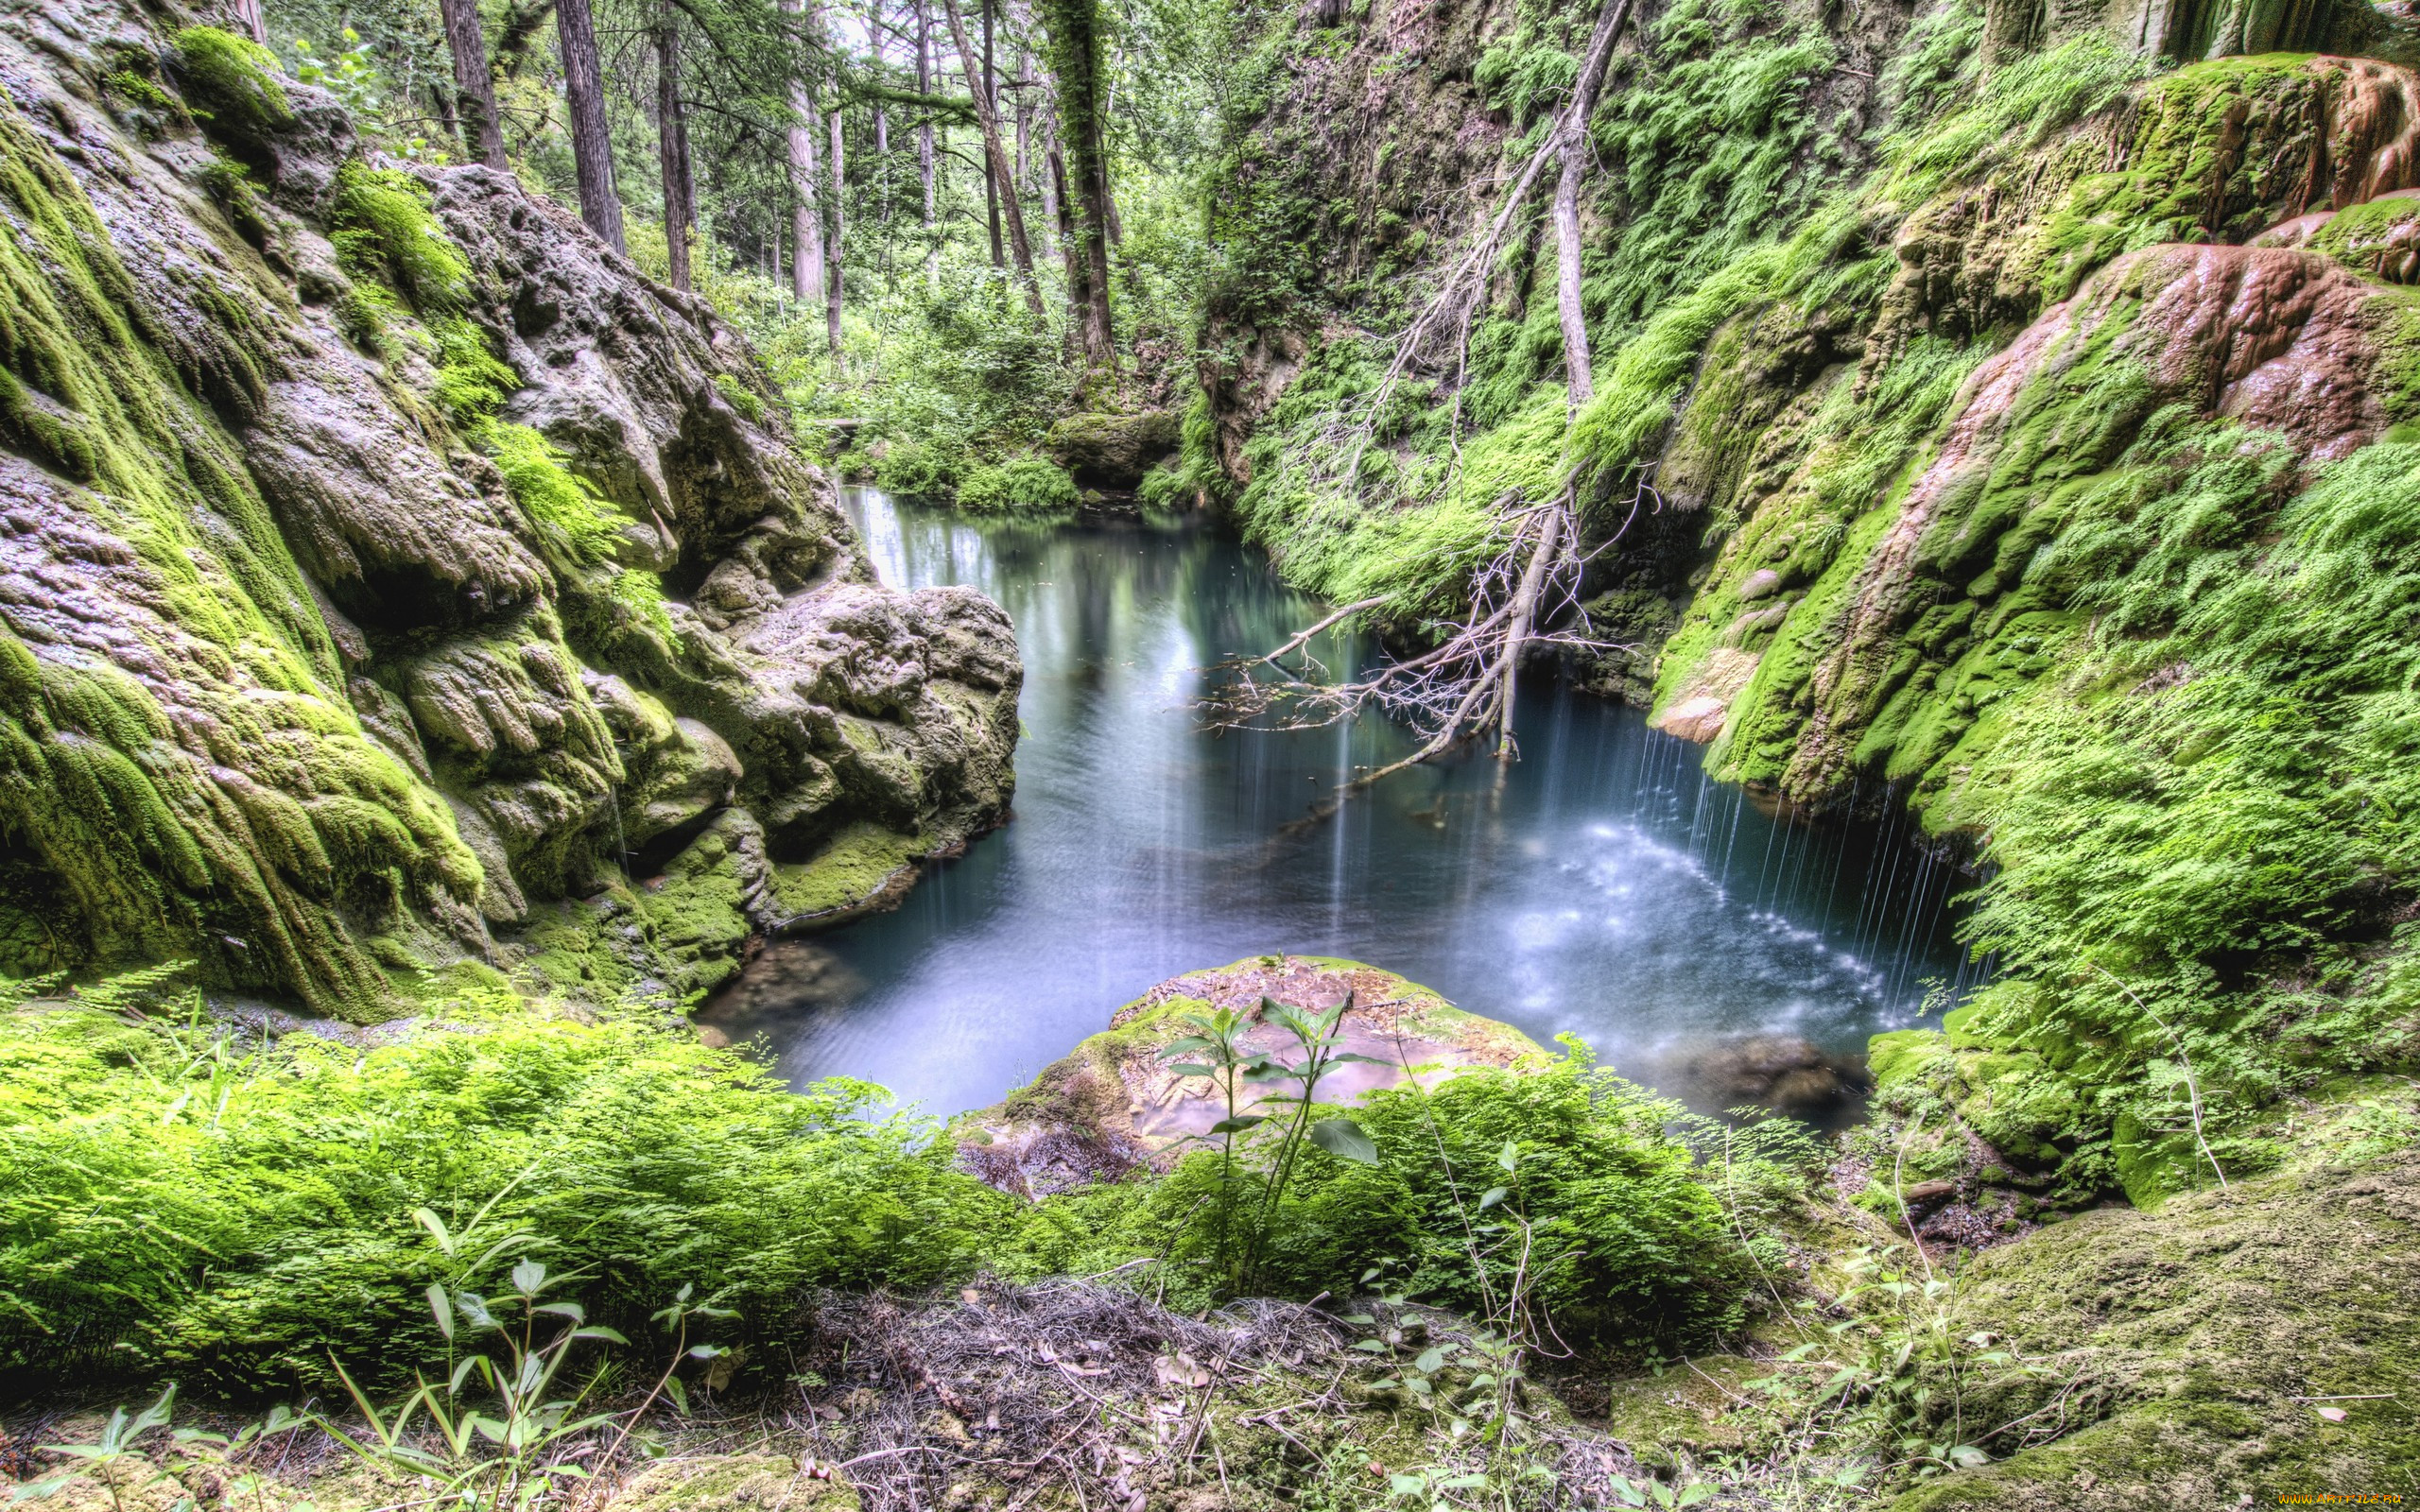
[0,0,1020,1022]
[1197,0,2420,1215]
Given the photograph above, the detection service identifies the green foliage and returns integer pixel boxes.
[330,161,468,313]
[1473,43,1579,129]
[997,1044,1752,1351]
[958,455,1080,512]
[0,998,1011,1395]
[431,314,518,421]
[873,439,964,497]
[483,421,621,569]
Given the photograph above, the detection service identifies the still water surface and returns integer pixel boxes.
[705,491,1983,1121]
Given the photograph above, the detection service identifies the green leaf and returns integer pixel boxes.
[1478,1186,1508,1211]
[1209,1115,1268,1134]
[412,1207,455,1257]
[1413,1347,1446,1374]
[1387,1474,1426,1499]
[1354,1339,1391,1352]
[1166,1063,1216,1078]
[427,1284,454,1340]
[1497,1141,1518,1173]
[1309,1116,1378,1164]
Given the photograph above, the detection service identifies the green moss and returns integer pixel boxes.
[764,821,926,922]
[713,370,765,423]
[0,91,478,1018]
[1888,1152,2420,1507]
[330,162,468,314]
[170,27,292,141]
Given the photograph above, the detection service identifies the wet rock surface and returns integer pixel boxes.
[0,1,1018,1016]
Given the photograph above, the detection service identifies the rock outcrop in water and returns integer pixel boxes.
[955,956,1543,1199]
[0,1,1018,1019]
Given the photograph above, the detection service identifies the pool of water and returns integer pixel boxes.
[700,490,1984,1122]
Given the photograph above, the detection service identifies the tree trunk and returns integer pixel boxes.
[1044,0,1115,372]
[556,0,626,252]
[1013,45,1030,189]
[980,0,1003,267]
[1037,106,1060,256]
[942,0,1046,319]
[229,0,267,44]
[656,7,696,290]
[440,0,508,169]
[783,0,829,308]
[916,0,939,290]
[1048,142,1085,353]
[827,105,846,364]
[1097,70,1122,247]
[1550,0,1633,412]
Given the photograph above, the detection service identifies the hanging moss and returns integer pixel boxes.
[329,162,469,314]
[0,90,484,1018]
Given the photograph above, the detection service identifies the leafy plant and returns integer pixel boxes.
[1158,993,1383,1292]
[9,1385,180,1512]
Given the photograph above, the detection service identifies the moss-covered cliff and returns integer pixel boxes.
[0,3,1019,1022]
[1196,0,2420,1213]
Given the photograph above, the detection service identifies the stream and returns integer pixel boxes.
[700,490,1985,1123]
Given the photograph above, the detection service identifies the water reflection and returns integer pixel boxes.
[705,491,1985,1122]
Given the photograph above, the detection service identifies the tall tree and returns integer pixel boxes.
[1035,93,1058,255]
[782,0,829,308]
[439,0,508,167]
[826,105,845,361]
[1039,0,1112,372]
[980,0,1002,267]
[557,0,627,251]
[915,0,939,290]
[655,2,696,289]
[942,0,1046,319]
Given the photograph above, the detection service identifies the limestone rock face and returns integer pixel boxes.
[0,1,1019,1016]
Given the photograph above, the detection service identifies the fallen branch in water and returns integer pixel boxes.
[1204,488,1635,820]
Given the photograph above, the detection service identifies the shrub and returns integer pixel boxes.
[994,1045,1753,1349]
[873,438,964,497]
[957,455,1080,512]
[0,998,1013,1397]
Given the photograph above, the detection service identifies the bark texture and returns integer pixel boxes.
[556,0,626,252]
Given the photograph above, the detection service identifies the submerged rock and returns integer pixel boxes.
[954,955,1542,1198]
[1665,1032,1872,1121]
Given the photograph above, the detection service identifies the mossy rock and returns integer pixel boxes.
[1045,409,1181,487]
[955,955,1545,1197]
[1888,1151,2420,1509]
[1600,1353,1766,1471]
[765,820,932,927]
